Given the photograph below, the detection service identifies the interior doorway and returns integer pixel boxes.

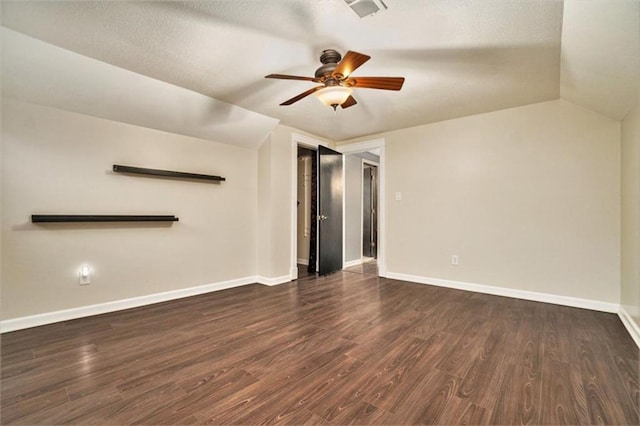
[296,146,315,272]
[362,162,378,259]
[295,144,345,277]
[290,134,386,280]
[342,149,380,272]
[337,138,386,277]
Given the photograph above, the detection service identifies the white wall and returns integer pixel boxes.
[1,98,258,320]
[256,138,273,278]
[344,154,363,263]
[256,127,292,280]
[342,100,620,306]
[256,125,330,281]
[621,92,640,327]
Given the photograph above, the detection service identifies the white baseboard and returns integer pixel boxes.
[619,306,640,349]
[0,276,258,333]
[257,275,291,286]
[297,258,309,266]
[343,258,364,268]
[385,272,619,313]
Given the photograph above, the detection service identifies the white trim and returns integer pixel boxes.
[257,275,292,286]
[292,133,326,149]
[0,276,258,333]
[385,271,619,313]
[361,159,379,261]
[337,138,386,154]
[378,145,386,277]
[291,140,299,281]
[342,154,346,270]
[360,160,364,261]
[619,306,640,348]
[297,258,309,266]
[344,258,364,268]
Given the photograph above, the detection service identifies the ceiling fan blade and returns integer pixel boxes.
[341,95,357,109]
[332,51,371,79]
[348,76,405,91]
[265,73,319,82]
[280,86,324,105]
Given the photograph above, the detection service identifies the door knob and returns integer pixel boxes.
[319,214,328,221]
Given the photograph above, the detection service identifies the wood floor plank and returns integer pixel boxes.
[202,355,364,424]
[539,357,588,425]
[364,330,452,413]
[543,308,573,363]
[612,355,640,410]
[437,397,490,425]
[489,363,541,425]
[1,387,69,424]
[1,266,637,425]
[10,386,123,426]
[456,325,509,409]
[435,320,487,378]
[133,369,257,425]
[392,369,461,424]
[576,339,640,424]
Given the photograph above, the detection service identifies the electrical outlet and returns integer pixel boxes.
[79,265,91,285]
[451,255,459,265]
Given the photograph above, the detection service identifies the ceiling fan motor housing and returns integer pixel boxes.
[315,49,342,79]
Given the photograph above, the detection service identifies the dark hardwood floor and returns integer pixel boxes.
[343,259,379,276]
[2,266,638,425]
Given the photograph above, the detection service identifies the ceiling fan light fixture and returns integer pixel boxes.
[316,86,352,110]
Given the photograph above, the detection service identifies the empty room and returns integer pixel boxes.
[1,0,639,424]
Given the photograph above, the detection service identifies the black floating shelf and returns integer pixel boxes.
[113,164,225,182]
[32,215,179,223]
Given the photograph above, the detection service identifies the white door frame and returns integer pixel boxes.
[336,138,387,277]
[361,159,379,262]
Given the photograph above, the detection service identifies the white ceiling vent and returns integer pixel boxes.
[344,0,388,18]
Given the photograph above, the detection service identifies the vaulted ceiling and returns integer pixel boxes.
[1,0,638,143]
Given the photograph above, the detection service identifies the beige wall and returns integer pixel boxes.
[344,154,363,263]
[621,92,640,326]
[256,126,292,279]
[342,100,620,304]
[256,125,330,280]
[1,98,258,319]
[2,96,627,322]
[256,138,273,278]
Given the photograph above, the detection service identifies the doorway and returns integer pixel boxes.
[294,142,344,277]
[336,138,386,277]
[296,146,315,274]
[290,134,386,279]
[342,149,380,273]
[362,162,378,259]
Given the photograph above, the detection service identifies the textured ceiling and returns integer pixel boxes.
[1,0,566,142]
[561,0,639,121]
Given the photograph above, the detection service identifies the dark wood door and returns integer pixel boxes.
[318,145,343,275]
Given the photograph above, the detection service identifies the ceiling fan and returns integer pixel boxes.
[265,49,405,110]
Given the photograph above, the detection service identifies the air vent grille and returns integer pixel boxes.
[344,0,388,18]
